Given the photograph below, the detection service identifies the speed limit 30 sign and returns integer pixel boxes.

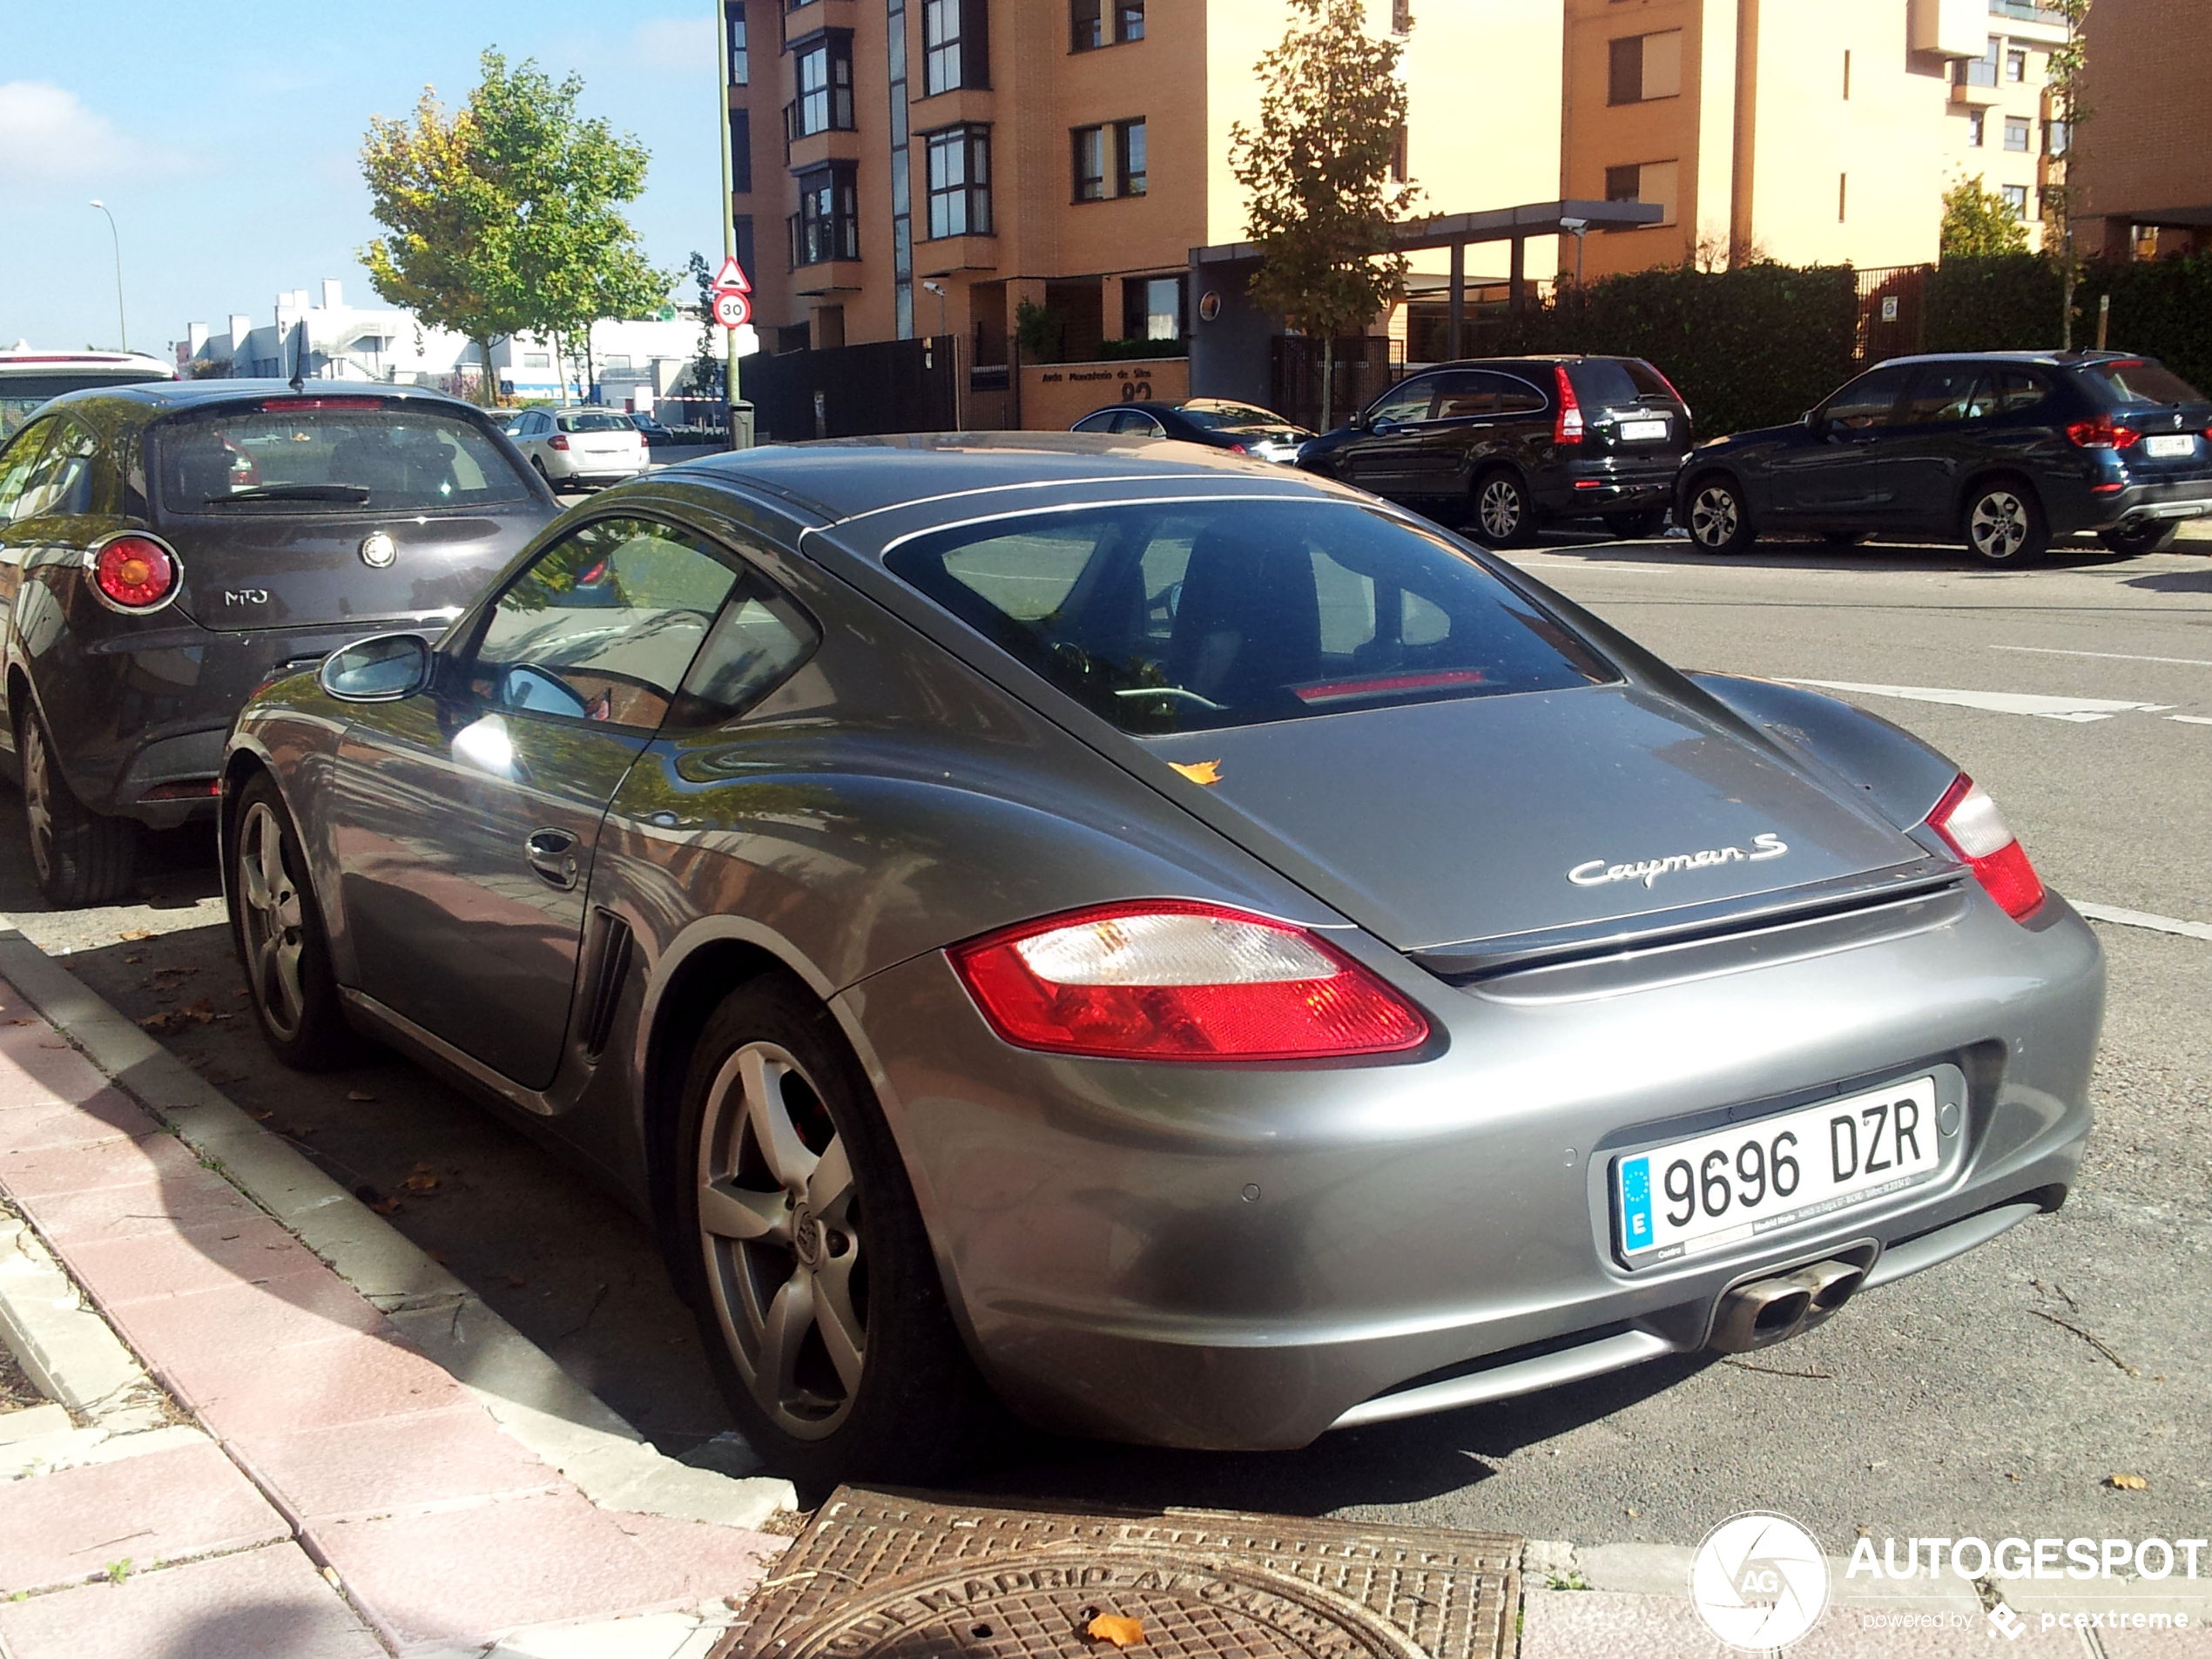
[712,288,752,329]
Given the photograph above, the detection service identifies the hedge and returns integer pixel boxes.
[1489,263,1861,439]
[1929,253,2212,392]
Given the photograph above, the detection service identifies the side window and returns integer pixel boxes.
[1127,412,1165,436]
[1494,375,1549,415]
[469,516,742,732]
[1822,368,1913,430]
[1072,411,1119,434]
[1429,372,1501,420]
[1900,367,1991,425]
[1993,370,2047,414]
[668,573,819,727]
[0,420,57,523]
[1366,377,1437,426]
[11,420,98,521]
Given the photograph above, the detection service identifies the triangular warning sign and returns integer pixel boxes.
[712,254,752,295]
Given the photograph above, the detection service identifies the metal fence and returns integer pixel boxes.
[744,334,959,442]
[1855,264,1931,363]
[1270,335,1405,432]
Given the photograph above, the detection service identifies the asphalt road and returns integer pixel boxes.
[3,526,2206,1549]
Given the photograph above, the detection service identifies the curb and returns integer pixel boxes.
[0,926,795,1532]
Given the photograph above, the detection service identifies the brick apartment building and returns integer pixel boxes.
[2070,0,2212,259]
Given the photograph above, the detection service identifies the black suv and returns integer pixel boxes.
[1296,355,1693,544]
[1677,351,2212,565]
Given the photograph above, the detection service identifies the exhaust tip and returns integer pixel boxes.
[1710,1258,1866,1352]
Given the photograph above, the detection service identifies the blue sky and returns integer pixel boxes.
[0,2,725,355]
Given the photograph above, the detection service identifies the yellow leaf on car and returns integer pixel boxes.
[1169,759,1223,786]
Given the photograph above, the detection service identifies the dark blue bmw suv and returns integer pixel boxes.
[1676,351,2212,565]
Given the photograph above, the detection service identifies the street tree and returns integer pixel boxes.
[2039,0,2092,347]
[1229,0,1418,427]
[1940,174,2033,259]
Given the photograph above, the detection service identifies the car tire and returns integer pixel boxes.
[531,455,563,494]
[17,705,138,907]
[1684,475,1757,555]
[227,773,363,1070]
[1471,470,1538,547]
[1604,508,1669,540]
[675,974,997,1485]
[2098,520,2179,556]
[1963,480,2048,567]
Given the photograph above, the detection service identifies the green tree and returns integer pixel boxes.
[685,252,725,397]
[361,50,668,405]
[1229,0,1418,426]
[2039,0,2092,346]
[1941,174,2033,259]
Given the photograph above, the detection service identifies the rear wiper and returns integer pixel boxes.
[210,483,372,504]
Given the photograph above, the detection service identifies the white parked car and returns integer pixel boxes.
[507,407,647,490]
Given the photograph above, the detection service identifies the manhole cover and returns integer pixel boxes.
[718,1487,1521,1659]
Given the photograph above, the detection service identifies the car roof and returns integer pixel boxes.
[32,379,487,417]
[658,433,1336,524]
[0,348,176,379]
[1866,350,2141,370]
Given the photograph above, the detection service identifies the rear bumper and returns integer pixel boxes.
[847,892,2102,1450]
[2047,471,2212,535]
[1534,461,1680,518]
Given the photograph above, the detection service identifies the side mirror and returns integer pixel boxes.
[1348,411,1370,432]
[319,632,432,702]
[1802,408,1824,433]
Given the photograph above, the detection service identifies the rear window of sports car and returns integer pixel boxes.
[886,499,1615,734]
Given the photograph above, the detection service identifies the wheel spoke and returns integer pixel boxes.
[258,817,287,907]
[756,1271,816,1403]
[813,1250,866,1394]
[742,1047,819,1191]
[806,1134,853,1222]
[699,1179,790,1244]
[271,939,306,1028]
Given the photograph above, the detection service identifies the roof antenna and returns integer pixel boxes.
[287,316,307,392]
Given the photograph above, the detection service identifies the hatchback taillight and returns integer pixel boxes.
[1927,774,2045,921]
[550,434,570,450]
[948,900,1431,1062]
[91,535,179,610]
[1553,365,1584,446]
[2067,415,2140,450]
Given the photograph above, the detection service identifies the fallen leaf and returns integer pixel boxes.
[122,954,145,965]
[505,1273,528,1289]
[1168,759,1224,786]
[249,1110,273,1122]
[2108,1473,2148,1490]
[1086,1614,1145,1648]
[401,1173,440,1194]
[367,1197,402,1217]
[347,1091,378,1103]
[118,929,153,941]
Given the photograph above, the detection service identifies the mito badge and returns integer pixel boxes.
[1689,1512,1831,1649]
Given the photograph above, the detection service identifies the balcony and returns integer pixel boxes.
[1950,77,2002,107]
[916,234,999,278]
[1988,0,2071,41]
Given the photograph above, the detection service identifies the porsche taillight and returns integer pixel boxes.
[1927,774,2045,921]
[948,900,1431,1062]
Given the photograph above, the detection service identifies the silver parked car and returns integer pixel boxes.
[222,437,2101,1481]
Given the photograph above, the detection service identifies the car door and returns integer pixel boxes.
[1413,370,1511,498]
[1764,365,1916,526]
[329,512,745,1088]
[1335,375,1440,501]
[1881,364,1999,534]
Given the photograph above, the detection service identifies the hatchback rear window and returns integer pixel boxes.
[1566,360,1644,409]
[558,412,633,433]
[152,403,530,514]
[2076,358,2204,409]
[887,499,1615,734]
[1177,403,1283,432]
[1619,360,1677,401]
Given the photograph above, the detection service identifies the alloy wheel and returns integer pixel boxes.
[21,718,55,887]
[236,800,308,1042]
[1690,485,1740,549]
[696,1041,867,1439]
[1478,478,1523,542]
[1969,490,2029,561]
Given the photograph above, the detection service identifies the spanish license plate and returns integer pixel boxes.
[1621,418,1670,442]
[1613,1076,1940,1264]
[2143,434,2195,458]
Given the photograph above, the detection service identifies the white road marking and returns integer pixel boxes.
[2170,715,2212,726]
[2074,903,2212,943]
[1784,679,2168,723]
[1993,644,2212,669]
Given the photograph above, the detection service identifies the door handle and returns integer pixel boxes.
[524,827,580,890]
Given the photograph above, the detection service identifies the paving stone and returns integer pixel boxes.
[1517,1589,1729,1659]
[0,1087,153,1149]
[0,1439,288,1595]
[239,1404,566,1521]
[61,1213,327,1306]
[0,1126,202,1198]
[105,1270,388,1386]
[312,1489,783,1649]
[0,1541,384,1659]
[182,1324,470,1438]
[2102,1626,2212,1657]
[16,1173,260,1244]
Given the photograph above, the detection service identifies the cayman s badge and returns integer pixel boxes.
[359,530,397,569]
[1570,833,1789,889]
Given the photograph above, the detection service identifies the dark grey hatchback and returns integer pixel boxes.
[1677,351,2212,564]
[1297,355,1693,545]
[0,381,554,902]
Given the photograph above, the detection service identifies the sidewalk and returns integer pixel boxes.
[0,960,791,1658]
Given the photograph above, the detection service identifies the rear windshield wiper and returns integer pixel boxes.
[209,483,373,504]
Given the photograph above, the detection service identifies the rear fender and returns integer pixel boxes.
[1683,671,1959,833]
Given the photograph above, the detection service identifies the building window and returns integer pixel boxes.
[925,125,992,238]
[923,0,989,93]
[729,109,753,192]
[1957,37,2000,88]
[1073,125,1106,200]
[523,352,551,369]
[1842,49,1851,99]
[2003,115,2031,152]
[2005,46,2027,81]
[725,3,748,84]
[1967,108,1985,146]
[1117,1,1143,42]
[734,215,756,281]
[792,32,855,138]
[1116,118,1146,196]
[1607,30,1683,105]
[1390,125,1407,184]
[792,163,860,264]
[1072,0,1103,50]
[1838,171,1848,222]
[1124,274,1184,341]
[2045,118,2070,156]
[889,0,914,339]
[2000,183,2029,219]
[1603,159,1677,227]
[1391,0,1412,33]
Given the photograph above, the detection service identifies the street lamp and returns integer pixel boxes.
[88,200,126,352]
[921,280,948,340]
